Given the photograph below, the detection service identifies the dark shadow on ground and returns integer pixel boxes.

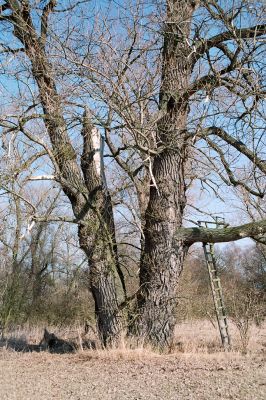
[0,337,45,353]
[0,329,96,354]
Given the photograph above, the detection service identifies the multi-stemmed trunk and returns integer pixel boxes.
[9,0,197,350]
[3,0,266,351]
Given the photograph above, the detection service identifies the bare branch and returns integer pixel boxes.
[198,127,266,175]
[28,175,55,181]
[0,45,24,53]
[193,24,266,64]
[176,219,266,245]
[40,0,57,48]
[203,136,264,198]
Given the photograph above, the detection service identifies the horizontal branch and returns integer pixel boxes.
[176,219,266,245]
[0,46,24,54]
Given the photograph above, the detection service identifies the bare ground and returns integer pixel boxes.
[0,321,266,400]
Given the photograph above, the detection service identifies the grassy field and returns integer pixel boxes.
[0,320,265,400]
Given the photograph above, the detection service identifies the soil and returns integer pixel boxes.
[0,350,265,400]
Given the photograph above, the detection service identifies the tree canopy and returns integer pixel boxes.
[0,0,265,349]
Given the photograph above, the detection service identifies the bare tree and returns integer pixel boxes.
[0,0,127,346]
[0,0,265,349]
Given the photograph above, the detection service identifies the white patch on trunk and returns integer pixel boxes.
[91,127,101,176]
[29,175,55,181]
[27,220,35,233]
[168,206,176,223]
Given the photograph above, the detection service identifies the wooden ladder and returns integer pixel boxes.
[199,218,231,349]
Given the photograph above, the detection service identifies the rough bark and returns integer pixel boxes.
[79,111,125,345]
[131,0,266,349]
[176,219,266,245]
[8,2,123,346]
[132,0,196,349]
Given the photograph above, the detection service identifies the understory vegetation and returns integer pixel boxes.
[1,240,265,343]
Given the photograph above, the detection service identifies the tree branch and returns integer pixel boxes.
[203,136,264,198]
[176,219,266,245]
[0,45,24,53]
[193,24,266,65]
[198,127,266,175]
[40,0,57,48]
[28,175,55,181]
[185,56,242,99]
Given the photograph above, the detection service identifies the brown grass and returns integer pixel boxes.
[1,319,265,358]
[173,319,266,354]
[1,320,265,400]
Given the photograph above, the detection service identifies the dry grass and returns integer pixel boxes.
[173,319,266,354]
[1,319,265,358]
[0,320,265,400]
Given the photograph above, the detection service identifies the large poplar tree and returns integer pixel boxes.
[0,0,265,348]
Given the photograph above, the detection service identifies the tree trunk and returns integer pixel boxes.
[132,0,195,349]
[10,5,123,346]
[78,205,123,346]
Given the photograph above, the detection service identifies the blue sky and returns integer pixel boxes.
[0,0,264,251]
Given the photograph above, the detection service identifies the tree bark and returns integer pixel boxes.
[132,0,196,349]
[78,111,125,345]
[176,219,266,245]
[9,3,123,346]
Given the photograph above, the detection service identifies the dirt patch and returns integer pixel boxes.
[0,350,265,400]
